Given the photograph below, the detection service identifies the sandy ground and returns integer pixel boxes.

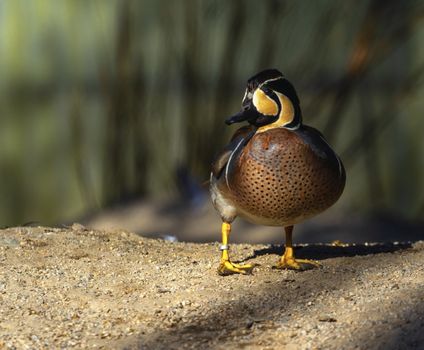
[0,225,423,349]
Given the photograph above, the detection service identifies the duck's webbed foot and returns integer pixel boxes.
[218,260,254,276]
[274,226,321,271]
[275,255,320,271]
[217,222,255,276]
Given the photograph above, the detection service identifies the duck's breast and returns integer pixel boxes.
[227,127,345,226]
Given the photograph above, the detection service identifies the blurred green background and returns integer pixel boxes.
[0,0,423,241]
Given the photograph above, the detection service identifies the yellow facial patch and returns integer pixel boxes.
[252,89,278,116]
[276,92,295,125]
[257,92,295,133]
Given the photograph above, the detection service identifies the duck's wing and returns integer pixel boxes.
[296,125,345,179]
[211,125,256,179]
[295,125,331,159]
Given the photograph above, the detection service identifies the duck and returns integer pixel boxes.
[210,69,346,275]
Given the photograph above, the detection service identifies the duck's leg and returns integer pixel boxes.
[217,222,254,275]
[275,226,321,271]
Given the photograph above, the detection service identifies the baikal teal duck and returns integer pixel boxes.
[210,69,346,275]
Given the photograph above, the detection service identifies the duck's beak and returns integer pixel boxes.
[225,103,259,125]
[226,109,279,127]
[225,111,250,125]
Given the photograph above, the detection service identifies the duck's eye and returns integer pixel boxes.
[252,89,278,116]
[242,89,253,102]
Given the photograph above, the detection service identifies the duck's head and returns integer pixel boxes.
[225,69,302,131]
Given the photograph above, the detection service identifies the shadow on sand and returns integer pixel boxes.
[240,241,413,263]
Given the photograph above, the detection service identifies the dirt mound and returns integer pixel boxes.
[0,226,423,349]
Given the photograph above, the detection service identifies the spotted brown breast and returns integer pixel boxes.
[225,127,345,226]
